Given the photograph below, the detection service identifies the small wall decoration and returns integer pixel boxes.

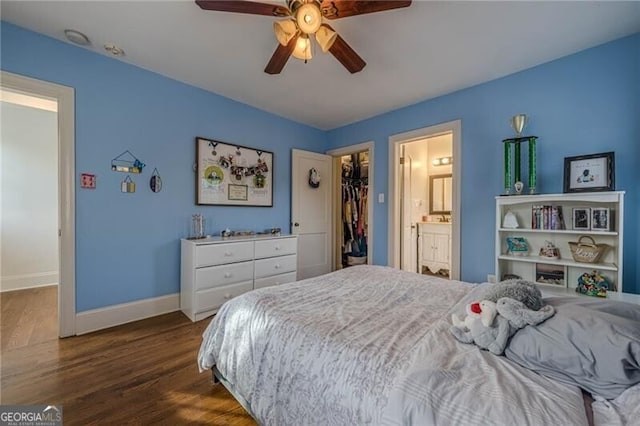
[591,207,610,231]
[121,175,135,193]
[563,152,614,193]
[196,137,273,206]
[149,168,162,193]
[112,150,146,173]
[308,168,320,188]
[80,173,96,189]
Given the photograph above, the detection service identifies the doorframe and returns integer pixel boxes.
[388,120,461,280]
[326,141,374,270]
[1,70,76,337]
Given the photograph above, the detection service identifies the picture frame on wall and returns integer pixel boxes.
[195,137,273,207]
[563,151,615,193]
[572,207,591,230]
[591,207,611,231]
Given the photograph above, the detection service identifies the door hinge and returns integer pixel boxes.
[58,229,62,237]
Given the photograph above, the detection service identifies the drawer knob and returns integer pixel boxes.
[224,272,232,278]
[224,252,232,256]
[275,245,281,250]
[224,293,232,299]
[275,264,281,269]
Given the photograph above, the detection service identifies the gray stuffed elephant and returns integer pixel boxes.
[450,297,555,355]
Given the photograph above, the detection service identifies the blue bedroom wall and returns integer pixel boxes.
[327,33,640,294]
[1,22,327,311]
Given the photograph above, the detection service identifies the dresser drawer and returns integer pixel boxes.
[195,241,254,267]
[255,237,297,259]
[195,260,254,291]
[194,281,253,314]
[254,254,297,279]
[254,271,297,290]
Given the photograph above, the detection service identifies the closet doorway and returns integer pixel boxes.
[327,142,374,270]
[388,120,461,280]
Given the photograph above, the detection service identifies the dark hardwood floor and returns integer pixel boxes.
[1,286,256,425]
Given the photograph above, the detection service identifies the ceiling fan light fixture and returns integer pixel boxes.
[292,35,312,61]
[273,20,297,46]
[315,25,337,52]
[296,2,322,34]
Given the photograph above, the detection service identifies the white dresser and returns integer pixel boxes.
[418,222,451,276]
[181,235,298,322]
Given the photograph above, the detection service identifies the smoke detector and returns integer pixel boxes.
[64,29,90,46]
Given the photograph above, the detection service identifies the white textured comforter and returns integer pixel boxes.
[198,265,587,425]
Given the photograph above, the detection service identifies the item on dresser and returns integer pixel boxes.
[506,237,529,256]
[190,214,206,239]
[568,236,609,263]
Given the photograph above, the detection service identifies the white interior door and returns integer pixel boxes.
[291,149,332,280]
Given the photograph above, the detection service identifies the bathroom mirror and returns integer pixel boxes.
[429,174,452,214]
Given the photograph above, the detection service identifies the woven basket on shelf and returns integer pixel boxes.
[568,236,609,263]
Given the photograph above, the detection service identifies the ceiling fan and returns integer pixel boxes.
[195,0,412,74]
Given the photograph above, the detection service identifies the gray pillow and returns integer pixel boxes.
[504,296,640,399]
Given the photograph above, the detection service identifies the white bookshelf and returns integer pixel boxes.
[495,191,624,293]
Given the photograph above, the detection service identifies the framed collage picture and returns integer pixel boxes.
[196,137,273,207]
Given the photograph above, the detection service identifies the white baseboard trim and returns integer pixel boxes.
[1,271,58,292]
[75,293,179,335]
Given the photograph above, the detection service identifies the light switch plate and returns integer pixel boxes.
[378,193,384,203]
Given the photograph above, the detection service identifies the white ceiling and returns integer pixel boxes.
[3,1,639,130]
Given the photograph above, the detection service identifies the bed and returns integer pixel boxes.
[197,265,640,425]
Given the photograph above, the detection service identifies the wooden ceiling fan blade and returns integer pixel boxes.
[264,33,299,74]
[196,1,290,17]
[321,1,411,19]
[327,32,366,73]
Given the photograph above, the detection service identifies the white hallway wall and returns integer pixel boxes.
[1,100,58,291]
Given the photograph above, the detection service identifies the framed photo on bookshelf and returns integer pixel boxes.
[534,263,566,287]
[563,151,615,193]
[572,207,591,230]
[591,207,610,231]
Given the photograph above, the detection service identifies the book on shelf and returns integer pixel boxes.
[531,205,565,230]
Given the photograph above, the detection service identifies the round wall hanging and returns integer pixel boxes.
[150,168,162,193]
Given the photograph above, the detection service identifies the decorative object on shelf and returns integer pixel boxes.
[308,167,320,188]
[506,237,529,256]
[576,270,609,297]
[514,181,524,195]
[572,207,591,230]
[190,214,206,239]
[112,150,146,173]
[502,116,537,195]
[80,173,96,189]
[502,273,522,280]
[563,151,615,193]
[221,228,232,238]
[568,236,609,264]
[502,210,519,229]
[196,137,273,207]
[591,207,610,231]
[149,168,162,193]
[535,263,565,286]
[121,175,135,193]
[538,241,560,260]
